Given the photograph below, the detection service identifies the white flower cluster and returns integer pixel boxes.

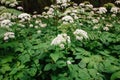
[41,7,57,18]
[0,12,17,21]
[62,15,74,24]
[103,27,109,31]
[98,7,107,14]
[51,33,71,48]
[18,13,31,22]
[56,0,70,4]
[110,7,119,13]
[79,3,93,10]
[56,0,71,8]
[73,29,88,40]
[0,0,18,7]
[115,0,120,4]
[34,20,47,28]
[46,8,54,18]
[0,19,12,28]
[17,6,23,11]
[67,60,71,64]
[85,4,93,9]
[4,32,15,41]
[0,13,12,20]
[92,19,99,23]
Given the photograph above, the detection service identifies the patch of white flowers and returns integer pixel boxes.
[0,19,12,28]
[62,15,74,24]
[0,0,18,7]
[51,33,71,48]
[115,0,120,4]
[35,20,47,28]
[17,6,23,10]
[56,0,70,4]
[0,13,12,20]
[103,27,109,31]
[18,13,31,22]
[73,29,88,40]
[4,32,15,41]
[46,8,54,18]
[110,7,119,14]
[98,7,107,14]
[92,19,99,24]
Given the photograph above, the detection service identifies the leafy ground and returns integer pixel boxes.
[0,0,120,80]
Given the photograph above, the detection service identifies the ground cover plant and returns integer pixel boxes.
[0,0,120,80]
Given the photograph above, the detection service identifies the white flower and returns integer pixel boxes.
[0,13,12,20]
[1,0,6,4]
[51,33,71,47]
[115,0,120,4]
[61,3,68,8]
[9,3,16,7]
[111,14,116,17]
[47,8,54,15]
[98,7,107,14]
[34,26,39,29]
[62,15,74,23]
[59,44,65,49]
[37,30,41,34]
[17,6,23,10]
[4,32,15,41]
[0,19,12,28]
[79,3,85,7]
[92,19,99,23]
[40,23,47,28]
[35,20,41,24]
[4,36,9,41]
[18,23,25,27]
[73,29,88,40]
[32,15,37,18]
[67,60,71,64]
[18,13,31,21]
[85,4,93,9]
[110,7,119,13]
[103,27,109,31]
[56,0,70,4]
[79,8,85,13]
[29,24,34,27]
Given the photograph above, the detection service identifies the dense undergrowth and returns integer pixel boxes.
[0,0,120,80]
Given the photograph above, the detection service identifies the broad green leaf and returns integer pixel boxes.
[50,53,60,62]
[27,68,37,76]
[111,71,120,80]
[44,63,53,71]
[1,56,13,64]
[0,63,11,74]
[18,54,30,64]
[56,60,66,68]
[88,69,97,78]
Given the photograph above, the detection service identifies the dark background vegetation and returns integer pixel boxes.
[0,0,117,13]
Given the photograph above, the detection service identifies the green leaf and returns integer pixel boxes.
[0,63,11,74]
[111,71,120,80]
[19,54,30,64]
[44,63,53,71]
[56,60,66,68]
[50,53,60,62]
[10,65,25,75]
[0,56,13,64]
[88,69,97,78]
[27,68,37,76]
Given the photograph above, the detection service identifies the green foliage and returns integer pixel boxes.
[0,1,120,80]
[104,3,115,11]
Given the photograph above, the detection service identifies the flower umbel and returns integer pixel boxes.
[73,29,88,40]
[51,33,70,48]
